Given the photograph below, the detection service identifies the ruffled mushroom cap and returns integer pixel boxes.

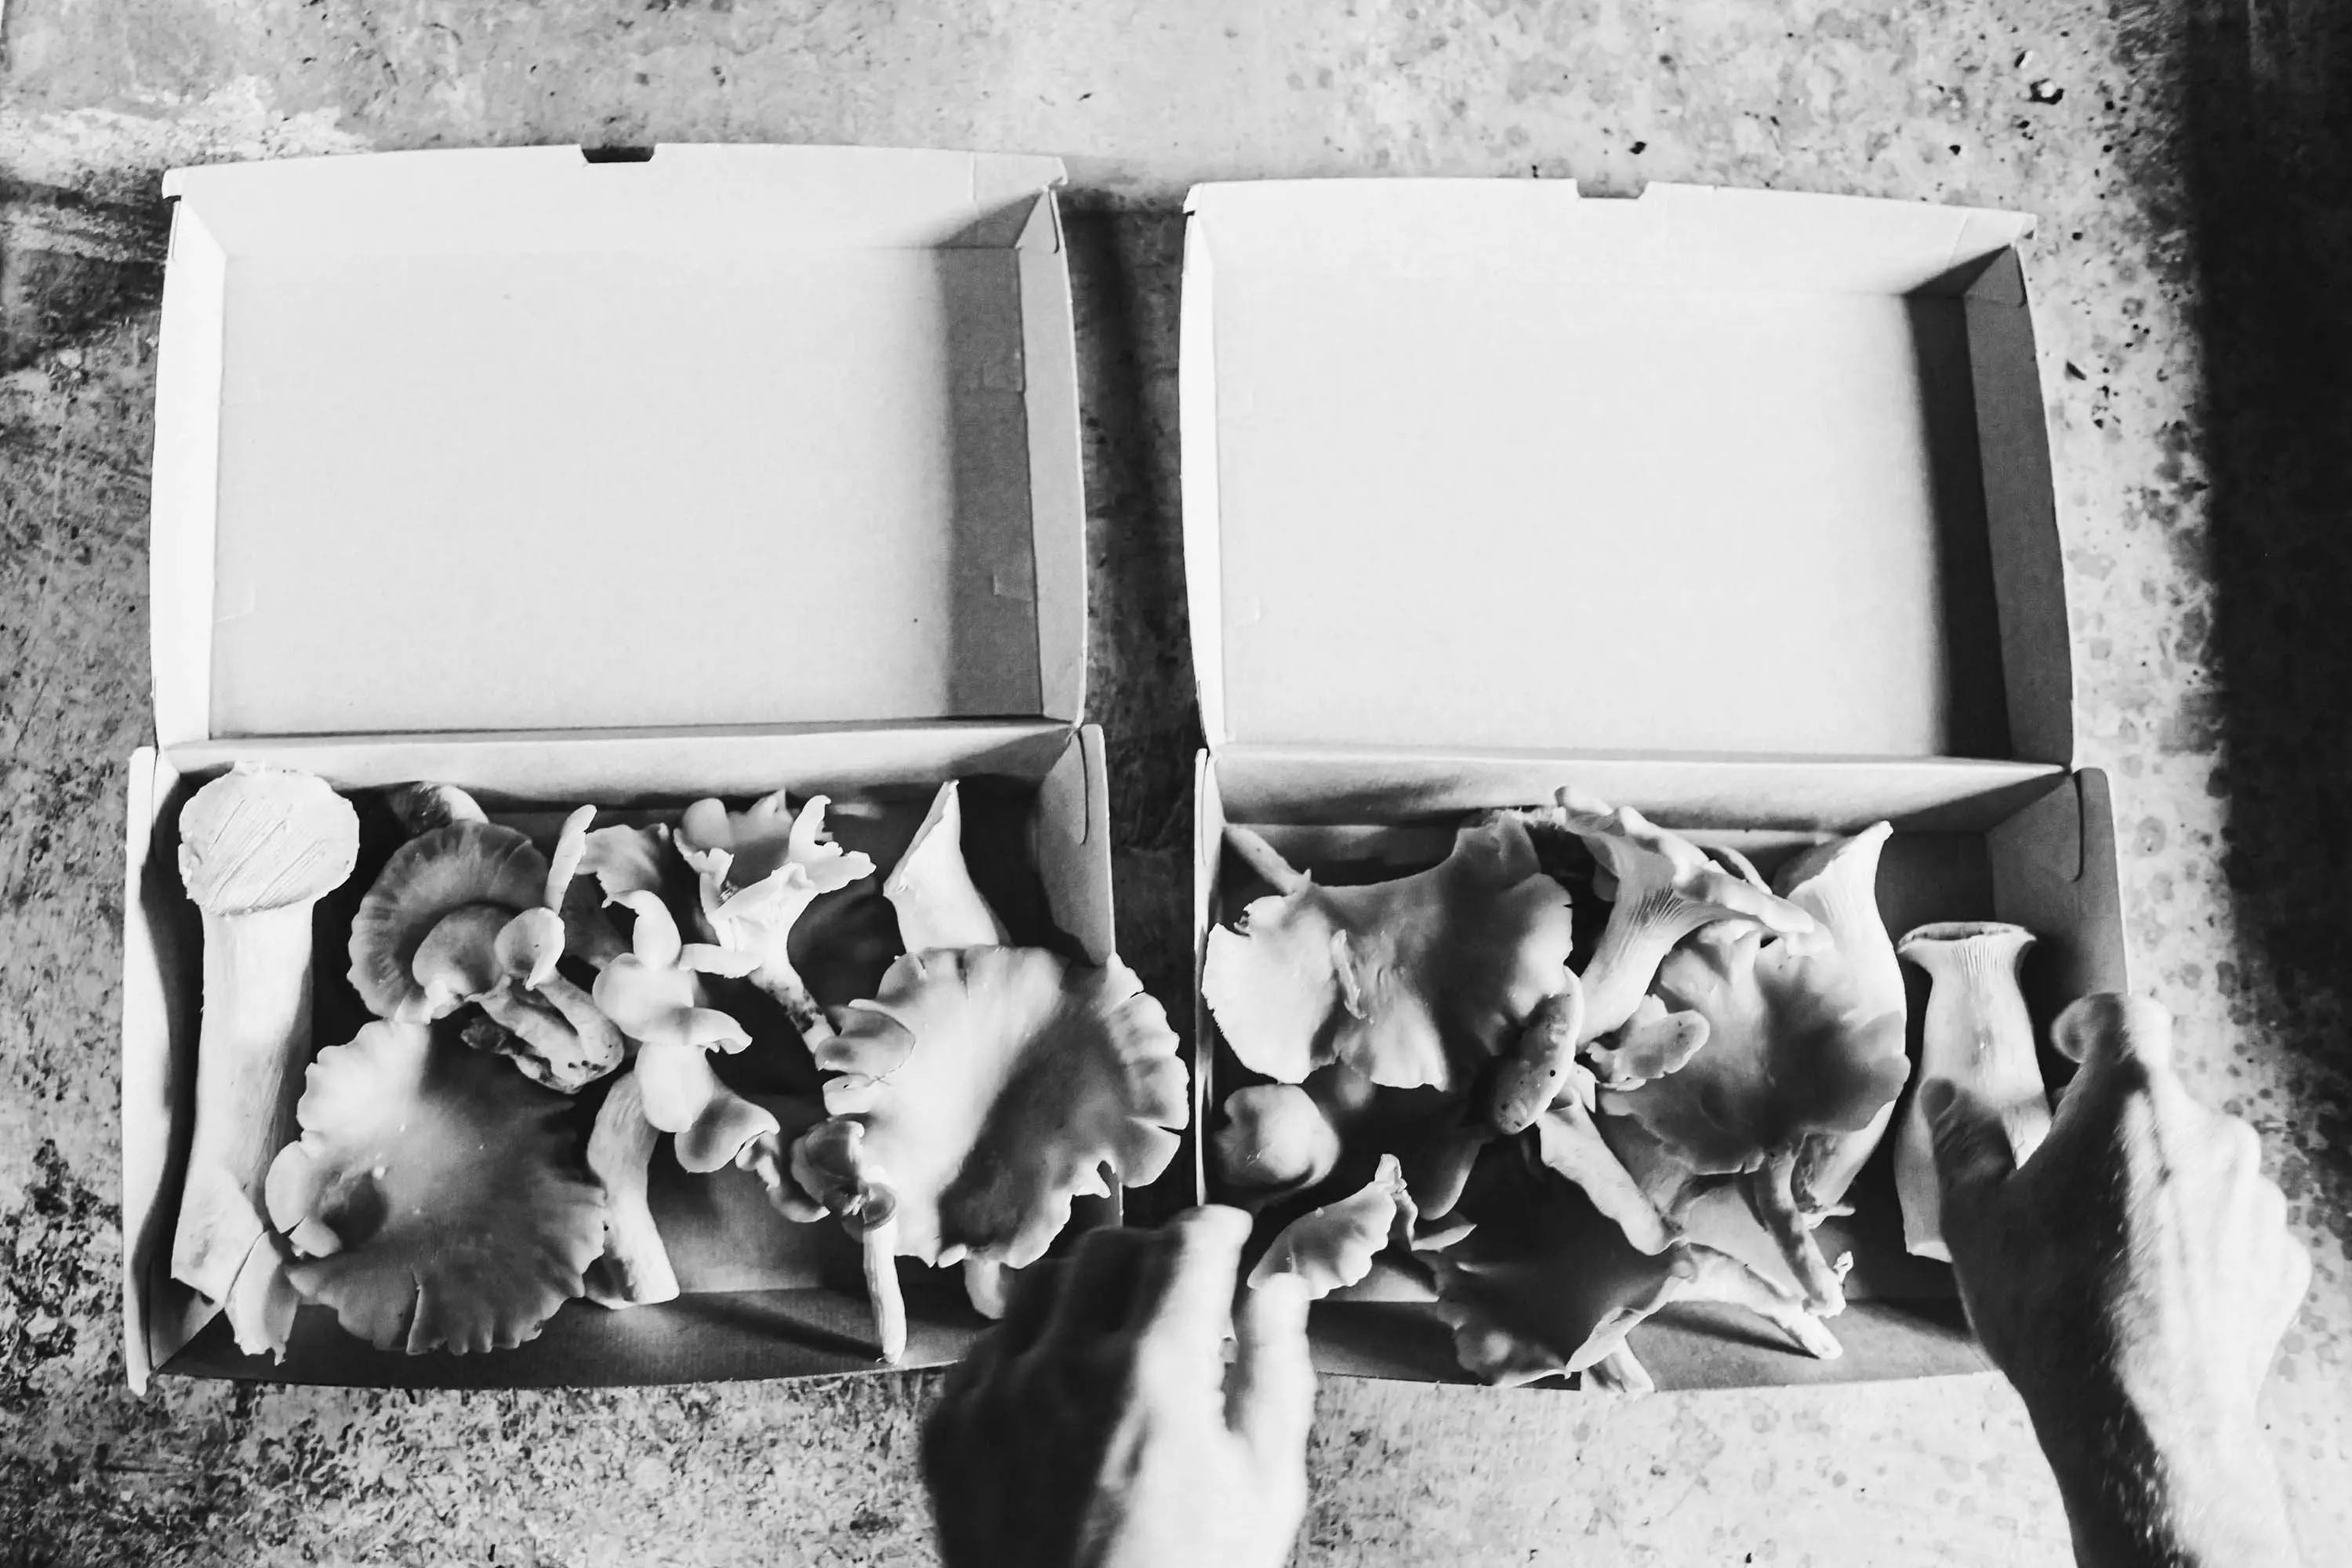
[1552,791,1817,1044]
[677,790,877,1036]
[883,780,1009,952]
[348,823,547,1022]
[1771,824,1906,1218]
[263,1021,605,1355]
[1425,1166,1840,1388]
[1202,817,1573,1093]
[814,947,1189,1269]
[590,892,774,1174]
[1599,922,1908,1312]
[1247,1155,1410,1298]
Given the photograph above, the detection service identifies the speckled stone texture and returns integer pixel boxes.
[2,1,2347,1563]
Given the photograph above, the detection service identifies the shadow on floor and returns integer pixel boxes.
[2179,1,2352,1214]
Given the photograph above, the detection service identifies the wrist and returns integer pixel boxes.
[2028,1392,2299,1568]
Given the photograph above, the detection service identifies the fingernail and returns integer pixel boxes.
[1921,1080,1956,1120]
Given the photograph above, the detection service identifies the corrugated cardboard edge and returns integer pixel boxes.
[1019,192,1087,723]
[119,749,163,1393]
[1178,204,1226,748]
[148,202,227,750]
[1038,725,1115,965]
[1967,250,2075,767]
[1189,750,1225,1205]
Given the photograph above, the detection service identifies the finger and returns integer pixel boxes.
[1227,1272,1316,1464]
[1133,1206,1253,1360]
[1924,1079,2017,1206]
[986,1254,1066,1363]
[1039,1225,1156,1352]
[2051,993,2176,1075]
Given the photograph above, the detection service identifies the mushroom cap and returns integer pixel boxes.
[1212,1083,1343,1192]
[348,823,547,1021]
[680,792,877,967]
[1203,816,1573,1092]
[264,1020,604,1355]
[1247,1154,1410,1297]
[1602,926,1910,1178]
[178,763,360,915]
[815,947,1189,1268]
[410,903,515,1019]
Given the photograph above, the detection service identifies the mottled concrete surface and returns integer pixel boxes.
[2,0,2348,1563]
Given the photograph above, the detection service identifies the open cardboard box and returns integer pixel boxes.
[1180,180,2130,1388]
[121,145,1108,1390]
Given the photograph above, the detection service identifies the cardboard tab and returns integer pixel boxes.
[1181,179,2068,764]
[154,145,1085,744]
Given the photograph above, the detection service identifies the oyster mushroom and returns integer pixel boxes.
[172,763,361,1357]
[1601,920,1910,1314]
[677,789,877,1042]
[1891,921,2044,1261]
[347,822,545,1022]
[592,891,775,1173]
[263,1020,606,1354]
[582,1071,679,1309]
[361,811,624,1094]
[1212,1083,1345,1194]
[1202,818,1574,1092]
[799,947,1189,1363]
[1542,790,1816,1044]
[883,780,1009,951]
[1425,1154,1841,1389]
[1772,825,1908,1220]
[1248,1154,1410,1298]
[384,782,488,835]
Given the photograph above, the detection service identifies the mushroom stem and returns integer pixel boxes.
[859,1215,909,1364]
[1223,826,1313,895]
[754,965,836,1045]
[1893,922,2043,1261]
[1671,1243,1842,1361]
[583,1073,679,1308]
[962,1257,1012,1320]
[1584,1343,1654,1395]
[1533,1103,1673,1254]
[172,766,358,1357]
[1740,1148,1848,1316]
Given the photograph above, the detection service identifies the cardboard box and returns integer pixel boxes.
[122,145,1105,1391]
[1180,180,2129,1388]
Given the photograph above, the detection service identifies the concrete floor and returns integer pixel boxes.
[3,0,2350,1563]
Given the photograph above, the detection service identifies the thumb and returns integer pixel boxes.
[1227,1274,1316,1466]
[1923,1079,2016,1204]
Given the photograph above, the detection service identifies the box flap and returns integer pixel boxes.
[1181,179,2067,764]
[152,145,1084,745]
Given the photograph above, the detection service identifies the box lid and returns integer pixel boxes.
[1180,179,2071,764]
[151,144,1086,746]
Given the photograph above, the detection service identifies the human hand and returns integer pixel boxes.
[922,1206,1316,1568]
[1928,993,2310,1566]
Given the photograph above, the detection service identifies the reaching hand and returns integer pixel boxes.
[1928,993,2310,1567]
[922,1206,1316,1568]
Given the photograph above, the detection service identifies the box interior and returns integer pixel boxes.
[1191,750,2125,1390]
[1181,180,2069,764]
[152,146,1086,746]
[125,721,1118,1388]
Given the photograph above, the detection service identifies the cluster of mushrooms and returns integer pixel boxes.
[169,763,1187,1363]
[1205,788,2050,1390]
